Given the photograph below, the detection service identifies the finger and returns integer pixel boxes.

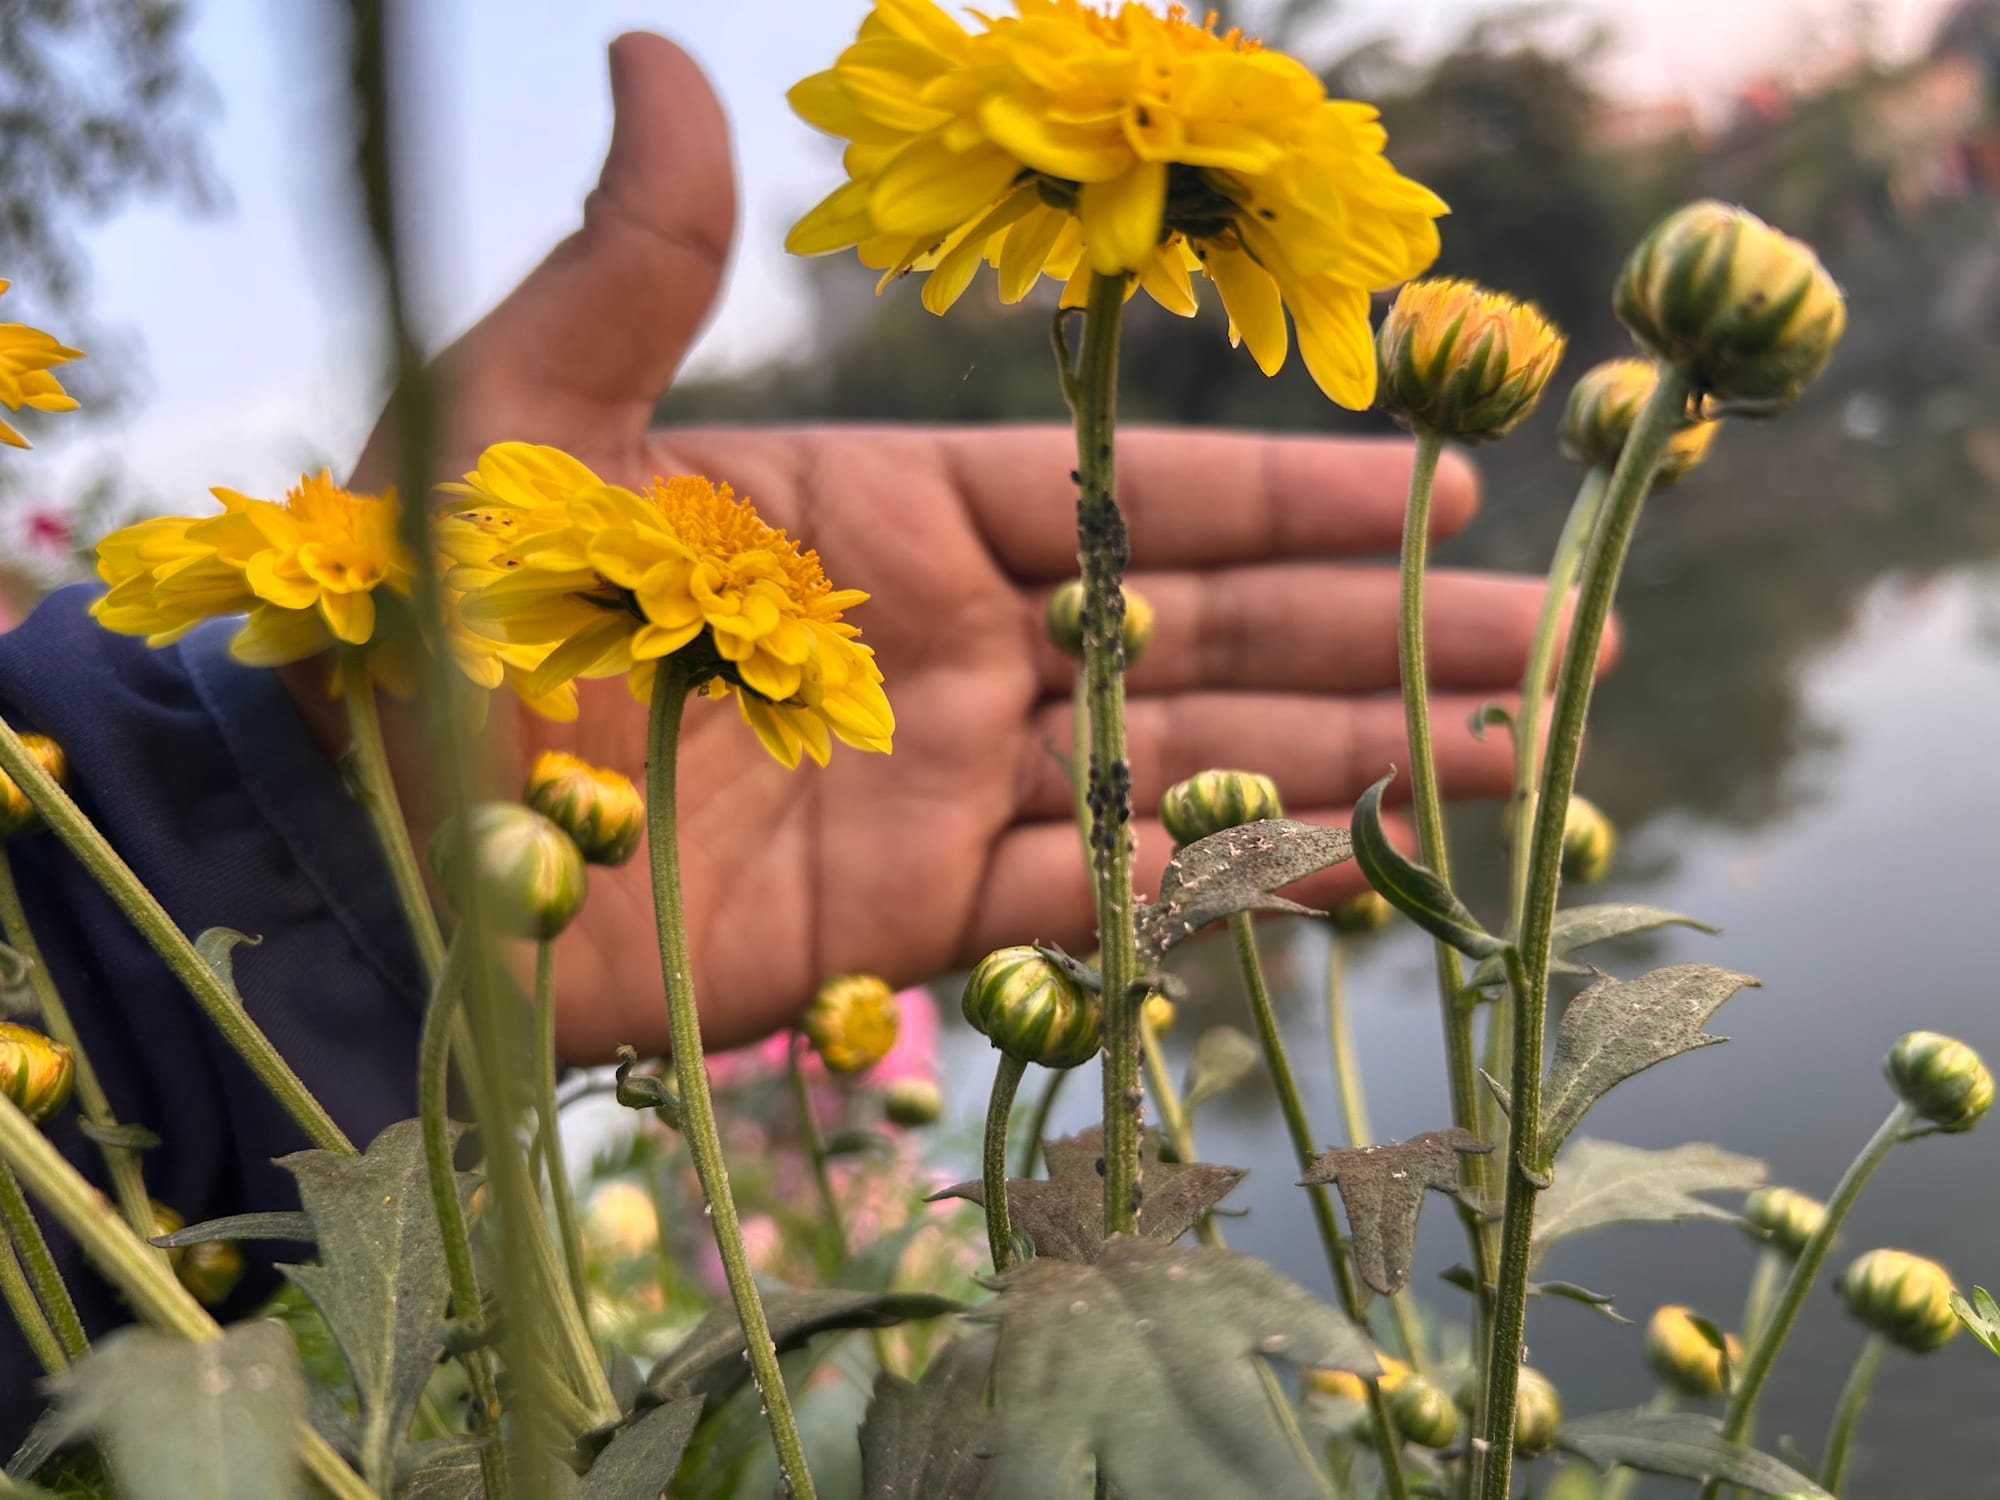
[1015,692,1529,823]
[945,427,1480,580]
[963,808,1411,961]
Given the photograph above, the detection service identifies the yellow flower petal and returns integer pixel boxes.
[1079,160,1167,275]
[1202,241,1289,375]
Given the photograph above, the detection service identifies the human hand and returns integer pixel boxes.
[319,34,1602,1060]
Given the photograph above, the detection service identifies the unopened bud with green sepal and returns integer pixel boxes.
[962,945,1101,1070]
[1159,769,1282,848]
[1646,1304,1740,1398]
[1,732,67,838]
[1328,889,1394,935]
[1743,1185,1828,1260]
[1388,1373,1459,1449]
[882,1077,942,1127]
[1045,580,1154,667]
[802,974,899,1076]
[524,749,644,867]
[0,1023,73,1123]
[1885,1030,1992,1133]
[1838,1248,1959,1353]
[1561,357,1718,484]
[429,802,587,940]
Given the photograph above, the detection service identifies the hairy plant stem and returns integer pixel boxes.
[532,941,588,1319]
[1479,370,1690,1500]
[0,1164,84,1361]
[787,1034,850,1263]
[1016,1068,1067,1179]
[1064,275,1141,1237]
[0,1221,64,1375]
[0,719,349,1154]
[339,654,446,978]
[981,1053,1028,1271]
[647,667,817,1499]
[0,848,158,1250]
[1696,1101,1917,1500]
[1819,1333,1886,1493]
[0,1094,373,1500]
[1230,913,1409,1500]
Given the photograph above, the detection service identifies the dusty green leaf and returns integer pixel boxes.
[1351,775,1502,959]
[1136,817,1353,964]
[277,1118,464,1493]
[859,1331,998,1499]
[1299,1128,1490,1295]
[932,1127,1244,1264]
[1182,1026,1261,1115]
[1531,1140,1766,1271]
[45,1322,306,1500]
[973,1238,1374,1500]
[1468,904,1721,988]
[578,1396,703,1500]
[393,1439,482,1500]
[1559,1411,1829,1495]
[151,1211,315,1249]
[1539,964,1761,1156]
[193,927,261,998]
[1952,1286,2000,1357]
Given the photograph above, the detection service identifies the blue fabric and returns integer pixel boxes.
[0,585,425,1448]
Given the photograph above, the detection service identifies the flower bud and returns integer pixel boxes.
[1837,1249,1959,1353]
[1307,1355,1408,1404]
[1561,796,1616,885]
[1141,992,1175,1036]
[178,1237,245,1307]
[0,1023,73,1122]
[1613,200,1845,416]
[883,1077,943,1127]
[1328,890,1394,936]
[523,750,644,867]
[1513,1367,1563,1458]
[1884,1030,1993,1134]
[1045,581,1155,667]
[1,733,67,839]
[1388,1373,1460,1449]
[1742,1185,1828,1259]
[1376,278,1566,443]
[428,803,587,940]
[1159,769,1283,848]
[801,974,900,1076]
[962,946,1101,1070]
[1560,358,1719,485]
[1646,1305,1740,1399]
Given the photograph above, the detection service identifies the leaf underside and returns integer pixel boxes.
[1560,1410,1829,1496]
[1466,903,1721,988]
[1136,818,1354,965]
[577,1395,704,1500]
[858,1331,999,1499]
[1300,1128,1490,1296]
[1952,1286,2000,1357]
[1530,1139,1767,1272]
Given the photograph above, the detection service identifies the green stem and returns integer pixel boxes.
[646,667,817,1500]
[982,1053,1028,1271]
[0,1165,84,1361]
[1741,1246,1785,1349]
[0,847,158,1250]
[1819,1334,1886,1494]
[1064,275,1141,1237]
[340,654,447,978]
[1016,1067,1067,1179]
[1230,912,1409,1500]
[0,719,350,1155]
[0,1211,65,1376]
[788,1033,850,1264]
[1479,370,1691,1500]
[533,941,589,1318]
[1697,1102,1917,1500]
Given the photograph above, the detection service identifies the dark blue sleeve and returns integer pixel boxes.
[0,585,427,1447]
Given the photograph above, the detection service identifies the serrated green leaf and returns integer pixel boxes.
[1559,1411,1828,1495]
[277,1118,464,1493]
[193,927,262,999]
[151,1211,315,1249]
[1351,775,1502,959]
[1136,818,1353,964]
[577,1396,703,1500]
[1531,1140,1766,1271]
[974,1238,1374,1499]
[1182,1026,1260,1115]
[1538,965,1761,1157]
[859,1332,998,1499]
[1952,1286,2000,1357]
[1300,1129,1490,1295]
[1468,903,1722,988]
[44,1323,306,1500]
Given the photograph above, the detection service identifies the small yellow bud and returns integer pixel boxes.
[1838,1249,1959,1353]
[1646,1305,1741,1399]
[1884,1030,1993,1134]
[1045,580,1155,667]
[1376,278,1567,443]
[1561,796,1616,885]
[801,974,900,1075]
[1328,890,1394,936]
[962,946,1101,1071]
[1742,1186,1828,1259]
[1560,358,1719,485]
[1307,1355,1408,1403]
[429,803,587,940]
[1158,769,1283,848]
[1613,200,1846,416]
[149,1201,185,1269]
[1387,1373,1460,1449]
[1141,992,1175,1036]
[523,750,644,867]
[178,1237,245,1307]
[584,1180,659,1261]
[1,733,67,839]
[883,1077,943,1127]
[1513,1367,1563,1457]
[0,1023,73,1122]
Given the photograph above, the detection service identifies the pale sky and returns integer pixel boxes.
[0,0,1964,517]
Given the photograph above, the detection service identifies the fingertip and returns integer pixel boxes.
[1429,446,1482,538]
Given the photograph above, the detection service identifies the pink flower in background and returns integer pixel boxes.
[23,509,71,554]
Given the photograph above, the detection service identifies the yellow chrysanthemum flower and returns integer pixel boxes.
[446,442,894,769]
[785,0,1446,408]
[0,281,83,449]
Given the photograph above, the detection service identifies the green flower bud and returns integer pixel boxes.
[1387,1373,1459,1449]
[1,733,67,839]
[1838,1248,1959,1353]
[1646,1304,1740,1399]
[1884,1030,1993,1134]
[1613,200,1846,416]
[1328,889,1394,935]
[178,1237,245,1308]
[962,946,1101,1070]
[1561,796,1616,885]
[1560,358,1720,485]
[882,1077,942,1127]
[0,1023,73,1123]
[802,974,900,1075]
[1376,278,1567,443]
[523,749,644,867]
[1513,1367,1563,1458]
[1158,769,1283,848]
[1742,1185,1828,1259]
[429,802,587,940]
[1045,580,1155,667]
[1141,992,1175,1036]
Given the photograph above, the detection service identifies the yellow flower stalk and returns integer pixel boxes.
[1561,358,1718,485]
[1375,278,1565,443]
[0,281,82,448]
[784,0,1446,408]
